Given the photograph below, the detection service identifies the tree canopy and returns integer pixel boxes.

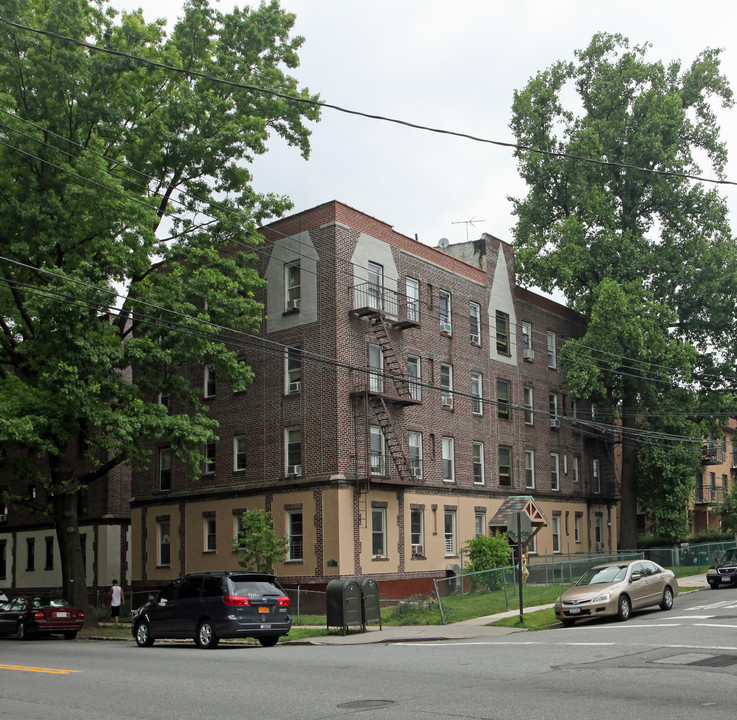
[0,0,319,612]
[510,33,737,546]
[232,509,289,572]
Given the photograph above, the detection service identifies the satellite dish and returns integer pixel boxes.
[438,238,449,249]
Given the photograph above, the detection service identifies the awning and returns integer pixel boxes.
[489,495,549,544]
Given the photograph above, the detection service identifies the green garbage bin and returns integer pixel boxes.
[326,579,362,635]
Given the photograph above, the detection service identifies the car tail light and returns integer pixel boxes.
[222,595,251,607]
[78,611,85,621]
[277,596,290,607]
[34,611,45,620]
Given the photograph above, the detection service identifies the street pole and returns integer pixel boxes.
[517,512,524,623]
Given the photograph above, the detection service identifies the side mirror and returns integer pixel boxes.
[630,572,642,582]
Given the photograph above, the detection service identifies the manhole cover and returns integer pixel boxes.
[337,700,396,710]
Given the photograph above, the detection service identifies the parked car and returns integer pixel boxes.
[132,571,292,649]
[554,560,678,626]
[0,595,85,640]
[706,547,737,589]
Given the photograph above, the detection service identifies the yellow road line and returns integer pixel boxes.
[0,664,80,675]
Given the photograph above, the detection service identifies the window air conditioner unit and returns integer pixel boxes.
[286,299,300,311]
[470,333,480,345]
[288,380,301,393]
[523,348,535,362]
[441,395,454,409]
[440,322,452,335]
[550,417,560,428]
[0,514,6,522]
[411,544,423,556]
[596,541,605,551]
[287,464,302,477]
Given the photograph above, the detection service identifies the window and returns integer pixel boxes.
[499,446,512,486]
[552,515,561,553]
[444,510,456,556]
[286,427,302,475]
[287,510,303,561]
[158,520,171,566]
[572,456,580,482]
[551,452,560,491]
[592,459,601,494]
[525,450,535,489]
[285,261,301,310]
[440,363,453,407]
[368,261,383,309]
[410,509,424,555]
[26,538,35,571]
[369,343,383,393]
[547,331,557,369]
[574,513,582,543]
[204,365,216,397]
[406,277,419,322]
[523,386,534,425]
[469,302,481,344]
[407,355,421,400]
[528,534,537,555]
[159,391,171,413]
[45,536,54,570]
[204,442,216,474]
[372,507,386,558]
[204,517,216,552]
[595,515,603,548]
[473,441,485,484]
[370,425,385,475]
[497,378,510,419]
[475,511,486,537]
[442,437,455,482]
[233,435,247,471]
[0,540,6,580]
[549,392,559,427]
[496,311,510,354]
[286,345,302,394]
[470,372,483,415]
[408,431,423,479]
[522,322,532,351]
[439,290,452,333]
[159,448,172,491]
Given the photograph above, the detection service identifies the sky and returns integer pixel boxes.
[112,0,737,251]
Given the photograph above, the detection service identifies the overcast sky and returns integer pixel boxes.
[113,0,737,251]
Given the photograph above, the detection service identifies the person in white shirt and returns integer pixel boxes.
[108,579,124,625]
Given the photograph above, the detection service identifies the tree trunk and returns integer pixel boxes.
[53,491,95,626]
[618,403,640,550]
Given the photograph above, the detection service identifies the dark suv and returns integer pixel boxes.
[132,571,292,648]
[706,548,737,589]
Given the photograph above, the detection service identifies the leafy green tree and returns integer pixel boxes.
[510,32,737,548]
[715,482,737,540]
[464,533,513,590]
[232,509,289,572]
[0,0,319,615]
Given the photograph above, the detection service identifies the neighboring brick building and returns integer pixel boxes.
[129,200,619,599]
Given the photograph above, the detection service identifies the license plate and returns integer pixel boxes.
[55,612,69,618]
[259,624,272,629]
[258,606,269,614]
[568,607,581,615]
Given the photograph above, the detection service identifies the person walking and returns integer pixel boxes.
[109,579,124,625]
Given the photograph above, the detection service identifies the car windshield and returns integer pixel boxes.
[576,565,628,586]
[33,597,72,608]
[231,580,284,597]
[720,549,737,563]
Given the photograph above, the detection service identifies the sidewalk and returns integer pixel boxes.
[298,573,710,646]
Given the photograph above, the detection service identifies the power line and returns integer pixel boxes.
[2,16,737,189]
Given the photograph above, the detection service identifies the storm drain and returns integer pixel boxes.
[337,700,396,710]
[653,653,737,668]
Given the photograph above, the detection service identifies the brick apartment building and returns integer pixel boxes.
[129,200,619,599]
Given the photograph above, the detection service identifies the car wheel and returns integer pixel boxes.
[135,621,155,647]
[64,631,78,640]
[195,620,219,649]
[708,581,719,589]
[259,635,279,647]
[17,621,29,640]
[561,618,576,628]
[617,595,631,622]
[660,586,674,611]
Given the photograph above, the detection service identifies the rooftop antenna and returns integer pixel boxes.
[451,216,486,241]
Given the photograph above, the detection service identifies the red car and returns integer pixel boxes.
[0,595,85,640]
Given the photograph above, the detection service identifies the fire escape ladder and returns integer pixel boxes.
[369,395,413,483]
[369,314,411,399]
